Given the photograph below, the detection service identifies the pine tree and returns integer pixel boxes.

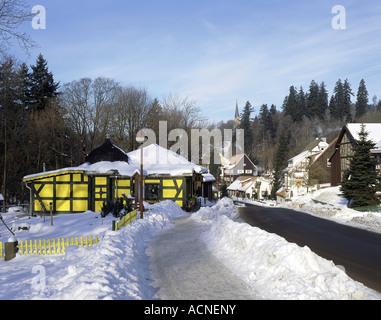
[29,54,60,111]
[330,79,344,120]
[15,63,32,110]
[306,80,319,119]
[270,131,289,199]
[298,86,306,119]
[240,101,254,157]
[343,79,353,122]
[283,85,303,122]
[355,79,368,120]
[317,81,328,119]
[340,124,380,208]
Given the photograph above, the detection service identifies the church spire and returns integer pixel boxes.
[233,100,240,129]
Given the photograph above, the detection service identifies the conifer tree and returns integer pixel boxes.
[340,124,380,208]
[270,131,289,199]
[240,101,254,157]
[355,79,369,120]
[330,79,344,120]
[15,62,32,109]
[343,79,353,122]
[29,54,60,111]
[317,81,328,119]
[283,86,303,122]
[306,80,319,119]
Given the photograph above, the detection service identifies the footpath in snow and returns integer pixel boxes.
[0,194,380,300]
[147,214,261,300]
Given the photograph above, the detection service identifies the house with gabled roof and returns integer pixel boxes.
[329,123,381,186]
[283,137,329,197]
[23,139,215,214]
[221,154,257,184]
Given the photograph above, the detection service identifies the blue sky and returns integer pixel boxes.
[10,0,381,122]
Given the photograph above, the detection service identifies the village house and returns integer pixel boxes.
[329,123,381,186]
[227,175,272,201]
[308,137,338,186]
[283,137,329,197]
[227,176,257,199]
[23,139,216,214]
[221,154,258,184]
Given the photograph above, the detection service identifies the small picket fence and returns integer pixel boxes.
[113,209,138,231]
[0,236,99,258]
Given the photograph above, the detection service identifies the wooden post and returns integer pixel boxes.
[49,202,53,226]
[4,238,18,261]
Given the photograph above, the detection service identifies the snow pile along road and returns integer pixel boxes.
[0,197,380,300]
[0,201,184,300]
[279,186,381,233]
[191,198,381,300]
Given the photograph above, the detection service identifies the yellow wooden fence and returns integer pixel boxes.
[113,209,138,231]
[0,236,99,258]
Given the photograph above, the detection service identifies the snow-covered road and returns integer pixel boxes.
[147,214,261,300]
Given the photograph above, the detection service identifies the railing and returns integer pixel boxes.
[113,209,138,231]
[0,236,99,258]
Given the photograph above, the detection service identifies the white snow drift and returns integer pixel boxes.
[0,191,380,300]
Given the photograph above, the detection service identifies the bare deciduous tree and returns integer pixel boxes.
[0,0,37,56]
[60,77,120,160]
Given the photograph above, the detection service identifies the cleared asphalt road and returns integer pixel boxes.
[238,203,381,293]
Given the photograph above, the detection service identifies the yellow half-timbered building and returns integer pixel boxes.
[23,139,214,214]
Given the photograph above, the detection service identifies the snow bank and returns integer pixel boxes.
[1,196,379,300]
[192,198,381,300]
[0,201,185,300]
[279,187,381,233]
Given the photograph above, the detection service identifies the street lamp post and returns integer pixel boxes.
[136,130,148,219]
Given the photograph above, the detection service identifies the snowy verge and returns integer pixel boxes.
[191,198,381,300]
[235,186,381,234]
[279,187,381,233]
[0,201,185,300]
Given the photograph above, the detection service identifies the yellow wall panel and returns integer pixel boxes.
[73,200,88,212]
[72,184,88,198]
[95,177,107,185]
[38,177,53,183]
[37,184,53,198]
[163,180,175,187]
[145,179,160,184]
[73,174,82,182]
[176,180,183,188]
[163,189,182,198]
[116,189,131,198]
[117,179,130,187]
[94,201,103,212]
[56,184,71,197]
[56,174,71,182]
[34,200,42,211]
[56,200,70,212]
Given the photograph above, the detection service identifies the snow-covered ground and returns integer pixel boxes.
[0,187,380,300]
[237,186,381,234]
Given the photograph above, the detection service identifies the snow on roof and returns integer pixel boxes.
[346,123,381,145]
[127,144,209,176]
[203,173,216,182]
[227,177,256,191]
[24,143,211,181]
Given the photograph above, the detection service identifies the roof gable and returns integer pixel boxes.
[85,138,129,164]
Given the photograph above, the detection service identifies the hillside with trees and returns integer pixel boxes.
[217,78,381,179]
[1,52,380,205]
